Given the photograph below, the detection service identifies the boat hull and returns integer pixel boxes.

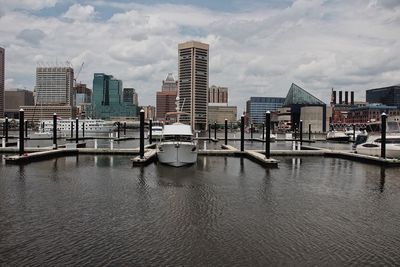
[357,144,400,158]
[157,142,197,167]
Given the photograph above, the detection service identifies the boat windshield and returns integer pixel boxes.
[366,122,400,133]
[162,135,193,142]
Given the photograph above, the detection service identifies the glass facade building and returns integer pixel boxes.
[366,85,400,108]
[246,97,285,124]
[92,73,137,119]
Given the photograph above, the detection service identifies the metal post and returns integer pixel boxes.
[94,139,98,149]
[5,117,8,143]
[19,109,24,155]
[250,123,253,140]
[214,121,217,140]
[381,113,387,159]
[70,121,74,138]
[149,119,152,144]
[53,113,57,149]
[308,124,311,141]
[294,123,297,140]
[266,111,271,159]
[208,123,211,141]
[124,122,126,136]
[42,121,45,133]
[75,118,79,144]
[140,109,145,159]
[262,122,265,140]
[117,122,120,139]
[224,119,228,145]
[82,122,85,138]
[240,115,244,152]
[25,120,28,138]
[299,120,303,149]
[353,124,356,142]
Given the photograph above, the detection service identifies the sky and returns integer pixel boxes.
[1,0,400,113]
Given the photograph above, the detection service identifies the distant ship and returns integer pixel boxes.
[38,119,116,134]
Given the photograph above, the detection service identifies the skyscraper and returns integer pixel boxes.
[35,65,74,106]
[0,47,4,118]
[156,73,178,121]
[123,88,138,106]
[178,41,209,131]
[92,73,137,119]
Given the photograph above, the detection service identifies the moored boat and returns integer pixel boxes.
[326,130,350,142]
[156,123,197,167]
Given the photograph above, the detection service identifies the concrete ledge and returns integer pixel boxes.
[131,149,157,166]
[199,150,242,156]
[5,149,78,164]
[245,150,279,167]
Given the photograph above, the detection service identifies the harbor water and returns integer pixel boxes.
[1,154,400,266]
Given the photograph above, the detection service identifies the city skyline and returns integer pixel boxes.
[1,0,400,113]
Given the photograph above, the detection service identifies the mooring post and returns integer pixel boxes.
[24,120,28,138]
[82,122,85,138]
[251,123,254,140]
[208,123,211,141]
[308,124,311,141]
[262,122,265,140]
[123,122,126,136]
[240,115,244,152]
[266,111,271,159]
[19,109,24,155]
[5,116,8,143]
[70,121,74,138]
[140,109,145,159]
[117,122,120,139]
[294,123,297,141]
[214,121,217,140]
[53,113,57,149]
[299,120,303,149]
[381,113,387,159]
[42,121,45,133]
[149,119,153,144]
[224,119,228,145]
[75,118,79,144]
[353,124,356,142]
[94,139,98,149]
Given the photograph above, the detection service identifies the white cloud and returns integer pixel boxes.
[0,0,58,11]
[63,4,95,21]
[0,1,399,112]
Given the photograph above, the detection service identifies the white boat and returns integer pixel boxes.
[355,121,400,158]
[356,134,400,158]
[148,125,163,141]
[39,119,116,134]
[345,127,364,141]
[326,130,350,142]
[156,123,198,167]
[29,131,65,139]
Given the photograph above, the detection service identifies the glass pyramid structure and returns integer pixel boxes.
[283,83,325,106]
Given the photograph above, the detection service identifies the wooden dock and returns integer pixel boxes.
[4,149,78,164]
[131,149,157,166]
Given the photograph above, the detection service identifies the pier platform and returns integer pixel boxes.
[4,149,78,164]
[131,149,157,166]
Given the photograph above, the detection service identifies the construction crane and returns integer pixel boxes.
[74,62,84,87]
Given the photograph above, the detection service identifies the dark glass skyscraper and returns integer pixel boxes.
[366,85,400,108]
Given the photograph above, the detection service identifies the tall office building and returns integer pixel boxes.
[178,41,209,131]
[123,88,138,106]
[35,65,74,106]
[209,85,228,103]
[92,73,137,119]
[156,73,178,121]
[0,47,4,117]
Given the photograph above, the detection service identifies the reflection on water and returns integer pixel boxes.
[0,155,400,266]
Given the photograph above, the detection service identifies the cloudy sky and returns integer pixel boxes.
[1,0,399,112]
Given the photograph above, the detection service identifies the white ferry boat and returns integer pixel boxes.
[156,123,198,167]
[39,119,116,134]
